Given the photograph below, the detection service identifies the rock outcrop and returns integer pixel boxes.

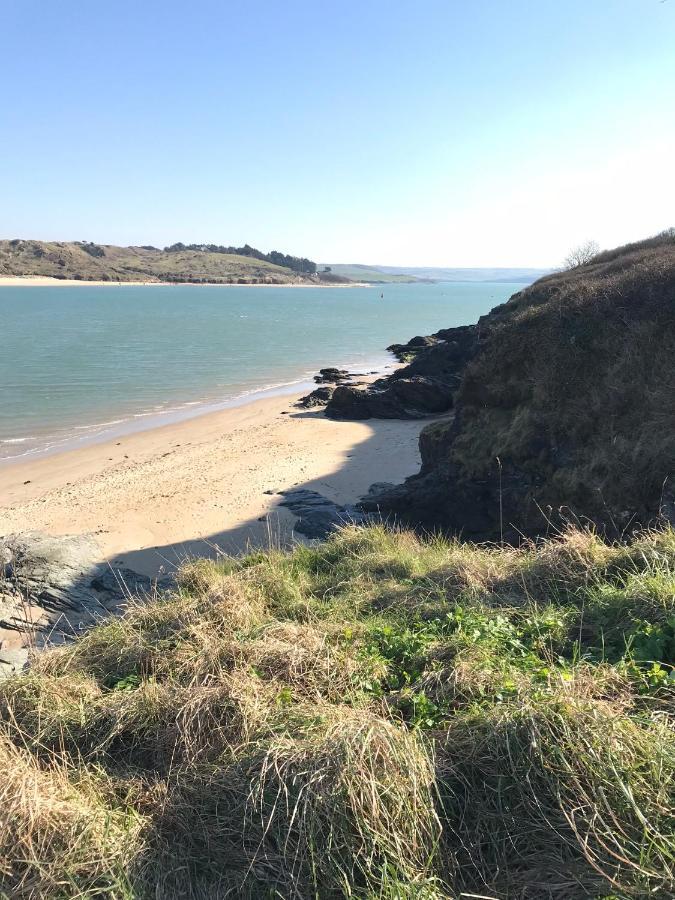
[326,375,455,419]
[279,489,370,538]
[313,367,351,384]
[297,385,336,408]
[0,532,168,677]
[324,324,480,420]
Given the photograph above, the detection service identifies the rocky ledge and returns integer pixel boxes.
[324,324,479,419]
[278,484,397,539]
[297,366,373,409]
[0,531,170,678]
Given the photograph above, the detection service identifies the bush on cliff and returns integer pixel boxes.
[1,523,674,898]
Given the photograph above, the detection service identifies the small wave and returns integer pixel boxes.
[74,419,126,430]
[233,378,308,398]
[0,435,71,461]
[0,437,34,444]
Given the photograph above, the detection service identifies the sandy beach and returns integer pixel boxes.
[0,391,426,577]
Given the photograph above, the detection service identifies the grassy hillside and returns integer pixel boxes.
[365,231,675,540]
[1,523,674,898]
[0,240,316,284]
[322,264,423,283]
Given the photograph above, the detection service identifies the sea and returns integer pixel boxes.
[0,281,521,462]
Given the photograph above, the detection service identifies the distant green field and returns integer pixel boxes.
[322,264,421,283]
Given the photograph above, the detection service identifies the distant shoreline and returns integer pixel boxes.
[0,275,369,288]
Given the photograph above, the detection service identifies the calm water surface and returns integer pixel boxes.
[0,282,520,461]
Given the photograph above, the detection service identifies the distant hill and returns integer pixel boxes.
[0,239,323,285]
[325,263,550,284]
[377,265,551,283]
[321,264,423,284]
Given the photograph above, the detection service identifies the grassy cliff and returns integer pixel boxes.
[366,232,675,540]
[0,240,316,284]
[1,523,674,898]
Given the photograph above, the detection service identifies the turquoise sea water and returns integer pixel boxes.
[0,282,520,462]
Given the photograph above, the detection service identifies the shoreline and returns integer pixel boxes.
[0,388,427,577]
[0,362,396,466]
[0,275,369,288]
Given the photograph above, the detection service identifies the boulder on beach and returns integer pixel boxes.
[313,367,351,384]
[279,488,371,538]
[297,384,336,408]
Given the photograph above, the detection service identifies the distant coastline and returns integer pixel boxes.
[0,275,368,288]
[0,238,334,286]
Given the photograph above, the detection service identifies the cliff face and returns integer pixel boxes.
[356,234,675,540]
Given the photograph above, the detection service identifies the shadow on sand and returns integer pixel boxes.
[1,408,443,673]
[108,408,432,579]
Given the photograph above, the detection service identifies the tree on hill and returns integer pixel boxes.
[162,242,316,275]
[564,240,600,269]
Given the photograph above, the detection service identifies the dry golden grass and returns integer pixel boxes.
[0,524,674,898]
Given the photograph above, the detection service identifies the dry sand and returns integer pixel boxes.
[0,392,426,577]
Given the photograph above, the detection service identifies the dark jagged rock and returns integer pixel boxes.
[365,482,396,496]
[325,323,480,421]
[297,385,335,408]
[387,335,437,361]
[326,376,454,420]
[390,326,478,383]
[279,489,371,539]
[314,367,351,384]
[90,567,172,596]
[0,531,171,678]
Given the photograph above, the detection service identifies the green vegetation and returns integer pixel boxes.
[2,523,674,898]
[0,239,318,284]
[321,263,424,283]
[163,242,317,275]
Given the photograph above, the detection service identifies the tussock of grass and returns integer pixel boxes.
[0,734,145,898]
[1,524,674,898]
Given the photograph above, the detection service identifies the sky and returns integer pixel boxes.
[1,0,674,267]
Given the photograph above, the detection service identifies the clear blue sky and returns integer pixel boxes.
[2,0,674,266]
